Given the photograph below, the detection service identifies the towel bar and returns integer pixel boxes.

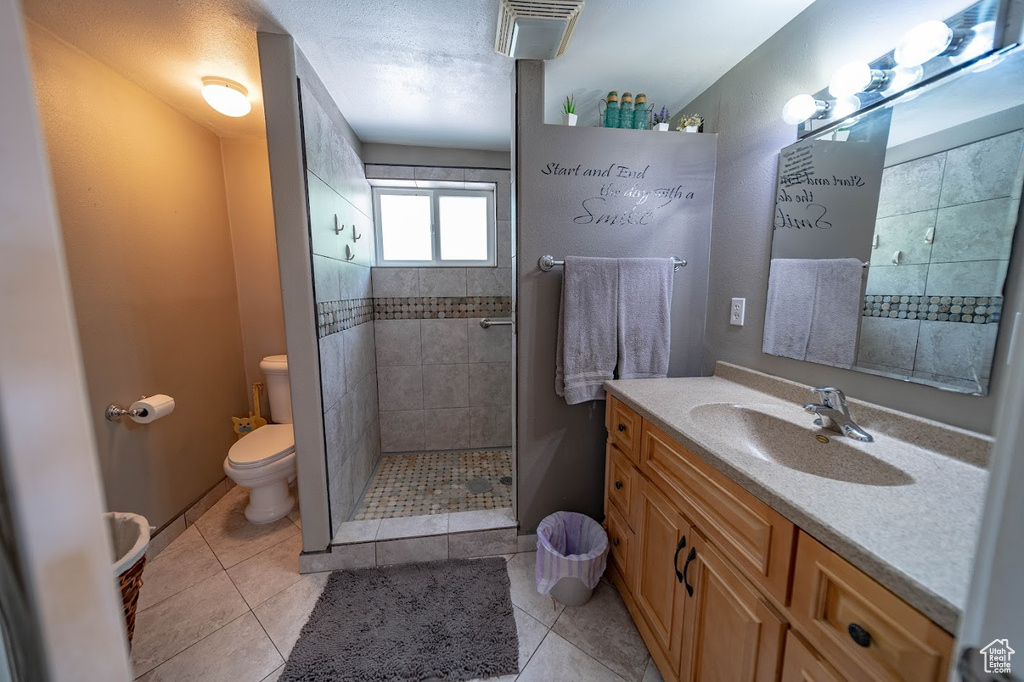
[538,255,686,272]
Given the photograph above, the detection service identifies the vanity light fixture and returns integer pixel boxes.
[950,21,997,65]
[882,64,924,94]
[781,94,830,125]
[894,20,970,67]
[828,62,890,98]
[201,77,251,117]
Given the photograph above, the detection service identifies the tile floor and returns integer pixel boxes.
[133,484,664,682]
[353,449,513,520]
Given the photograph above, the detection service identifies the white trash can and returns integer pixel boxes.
[534,511,608,607]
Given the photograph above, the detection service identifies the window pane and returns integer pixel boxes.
[379,194,432,261]
[439,195,488,261]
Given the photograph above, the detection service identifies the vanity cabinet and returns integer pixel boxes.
[603,395,954,682]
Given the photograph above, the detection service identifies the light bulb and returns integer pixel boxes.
[949,21,996,65]
[831,96,861,119]
[829,62,877,98]
[883,64,924,94]
[782,94,827,125]
[201,77,251,117]
[895,20,953,67]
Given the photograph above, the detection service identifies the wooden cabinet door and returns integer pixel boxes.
[781,631,846,682]
[634,479,691,676]
[679,532,787,682]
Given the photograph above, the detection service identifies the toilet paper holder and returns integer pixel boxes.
[105,399,148,422]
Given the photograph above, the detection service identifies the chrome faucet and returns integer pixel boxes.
[804,387,873,442]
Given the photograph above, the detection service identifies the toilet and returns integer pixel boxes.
[224,354,297,524]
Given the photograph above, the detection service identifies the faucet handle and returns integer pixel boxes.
[810,386,847,411]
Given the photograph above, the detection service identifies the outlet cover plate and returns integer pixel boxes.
[730,298,745,326]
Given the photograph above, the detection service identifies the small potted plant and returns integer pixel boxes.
[678,114,703,132]
[652,106,671,131]
[561,95,578,126]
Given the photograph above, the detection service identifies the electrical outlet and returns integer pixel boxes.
[730,298,746,326]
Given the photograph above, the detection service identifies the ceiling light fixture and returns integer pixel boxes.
[828,62,890,98]
[201,77,251,117]
[894,20,970,67]
[781,95,830,125]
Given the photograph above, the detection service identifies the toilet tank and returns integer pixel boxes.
[259,355,292,424]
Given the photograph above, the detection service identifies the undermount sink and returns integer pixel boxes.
[688,403,914,487]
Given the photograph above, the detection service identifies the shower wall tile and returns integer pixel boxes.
[312,255,340,303]
[374,320,422,366]
[318,332,346,412]
[467,267,512,296]
[877,154,945,218]
[339,261,373,300]
[940,130,1024,206]
[469,363,513,406]
[915,321,998,382]
[364,164,415,180]
[497,220,513,268]
[415,166,465,182]
[379,411,425,452]
[420,268,468,297]
[422,408,472,451]
[856,317,920,371]
[422,364,469,408]
[864,263,928,296]
[931,198,1017,263]
[470,406,513,448]
[420,319,469,365]
[371,267,420,297]
[868,211,935,267]
[924,260,1008,297]
[377,365,424,412]
[342,321,377,390]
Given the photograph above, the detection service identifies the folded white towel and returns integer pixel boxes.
[617,258,674,380]
[555,257,618,404]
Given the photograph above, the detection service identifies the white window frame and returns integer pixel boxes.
[372,186,496,267]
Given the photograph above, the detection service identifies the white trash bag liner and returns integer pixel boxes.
[104,512,150,576]
[535,511,608,603]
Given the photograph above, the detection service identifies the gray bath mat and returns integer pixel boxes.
[280,557,519,681]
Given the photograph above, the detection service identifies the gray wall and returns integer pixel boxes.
[682,0,1014,434]
[515,61,716,531]
[366,165,514,453]
[300,79,382,534]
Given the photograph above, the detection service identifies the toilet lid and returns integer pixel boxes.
[228,424,295,468]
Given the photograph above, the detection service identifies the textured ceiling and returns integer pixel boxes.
[22,0,818,149]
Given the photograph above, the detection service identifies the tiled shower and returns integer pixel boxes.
[857,129,1024,389]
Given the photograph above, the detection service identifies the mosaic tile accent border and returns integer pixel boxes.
[374,296,512,321]
[863,295,1003,324]
[317,298,374,338]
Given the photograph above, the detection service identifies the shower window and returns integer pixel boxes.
[373,187,496,266]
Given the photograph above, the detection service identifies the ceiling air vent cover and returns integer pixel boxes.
[495,0,585,60]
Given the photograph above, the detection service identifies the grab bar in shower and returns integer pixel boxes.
[479,318,513,329]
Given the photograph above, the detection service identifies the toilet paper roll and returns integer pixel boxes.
[129,395,175,424]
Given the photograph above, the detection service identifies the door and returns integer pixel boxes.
[780,631,845,682]
[679,532,787,682]
[633,479,691,675]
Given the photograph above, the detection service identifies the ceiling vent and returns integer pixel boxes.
[495,0,585,60]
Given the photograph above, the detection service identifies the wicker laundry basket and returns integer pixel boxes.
[105,512,150,646]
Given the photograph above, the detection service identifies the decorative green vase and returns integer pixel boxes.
[604,91,620,128]
[633,93,649,130]
[619,92,634,129]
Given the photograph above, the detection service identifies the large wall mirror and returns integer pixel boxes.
[765,46,1024,395]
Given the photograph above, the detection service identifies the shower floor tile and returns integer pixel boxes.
[353,449,512,521]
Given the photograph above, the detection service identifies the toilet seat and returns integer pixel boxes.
[227,424,295,469]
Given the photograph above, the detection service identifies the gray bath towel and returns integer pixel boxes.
[763,258,863,368]
[617,258,674,379]
[556,257,618,404]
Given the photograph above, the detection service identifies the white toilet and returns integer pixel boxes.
[224,354,297,524]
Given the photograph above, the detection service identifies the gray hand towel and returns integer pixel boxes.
[805,258,863,368]
[617,258,674,380]
[763,258,863,368]
[555,257,618,404]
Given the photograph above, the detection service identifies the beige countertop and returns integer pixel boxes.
[604,362,991,633]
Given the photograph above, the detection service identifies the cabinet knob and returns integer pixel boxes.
[612,538,620,547]
[848,623,872,648]
[617,423,626,432]
[614,481,623,490]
